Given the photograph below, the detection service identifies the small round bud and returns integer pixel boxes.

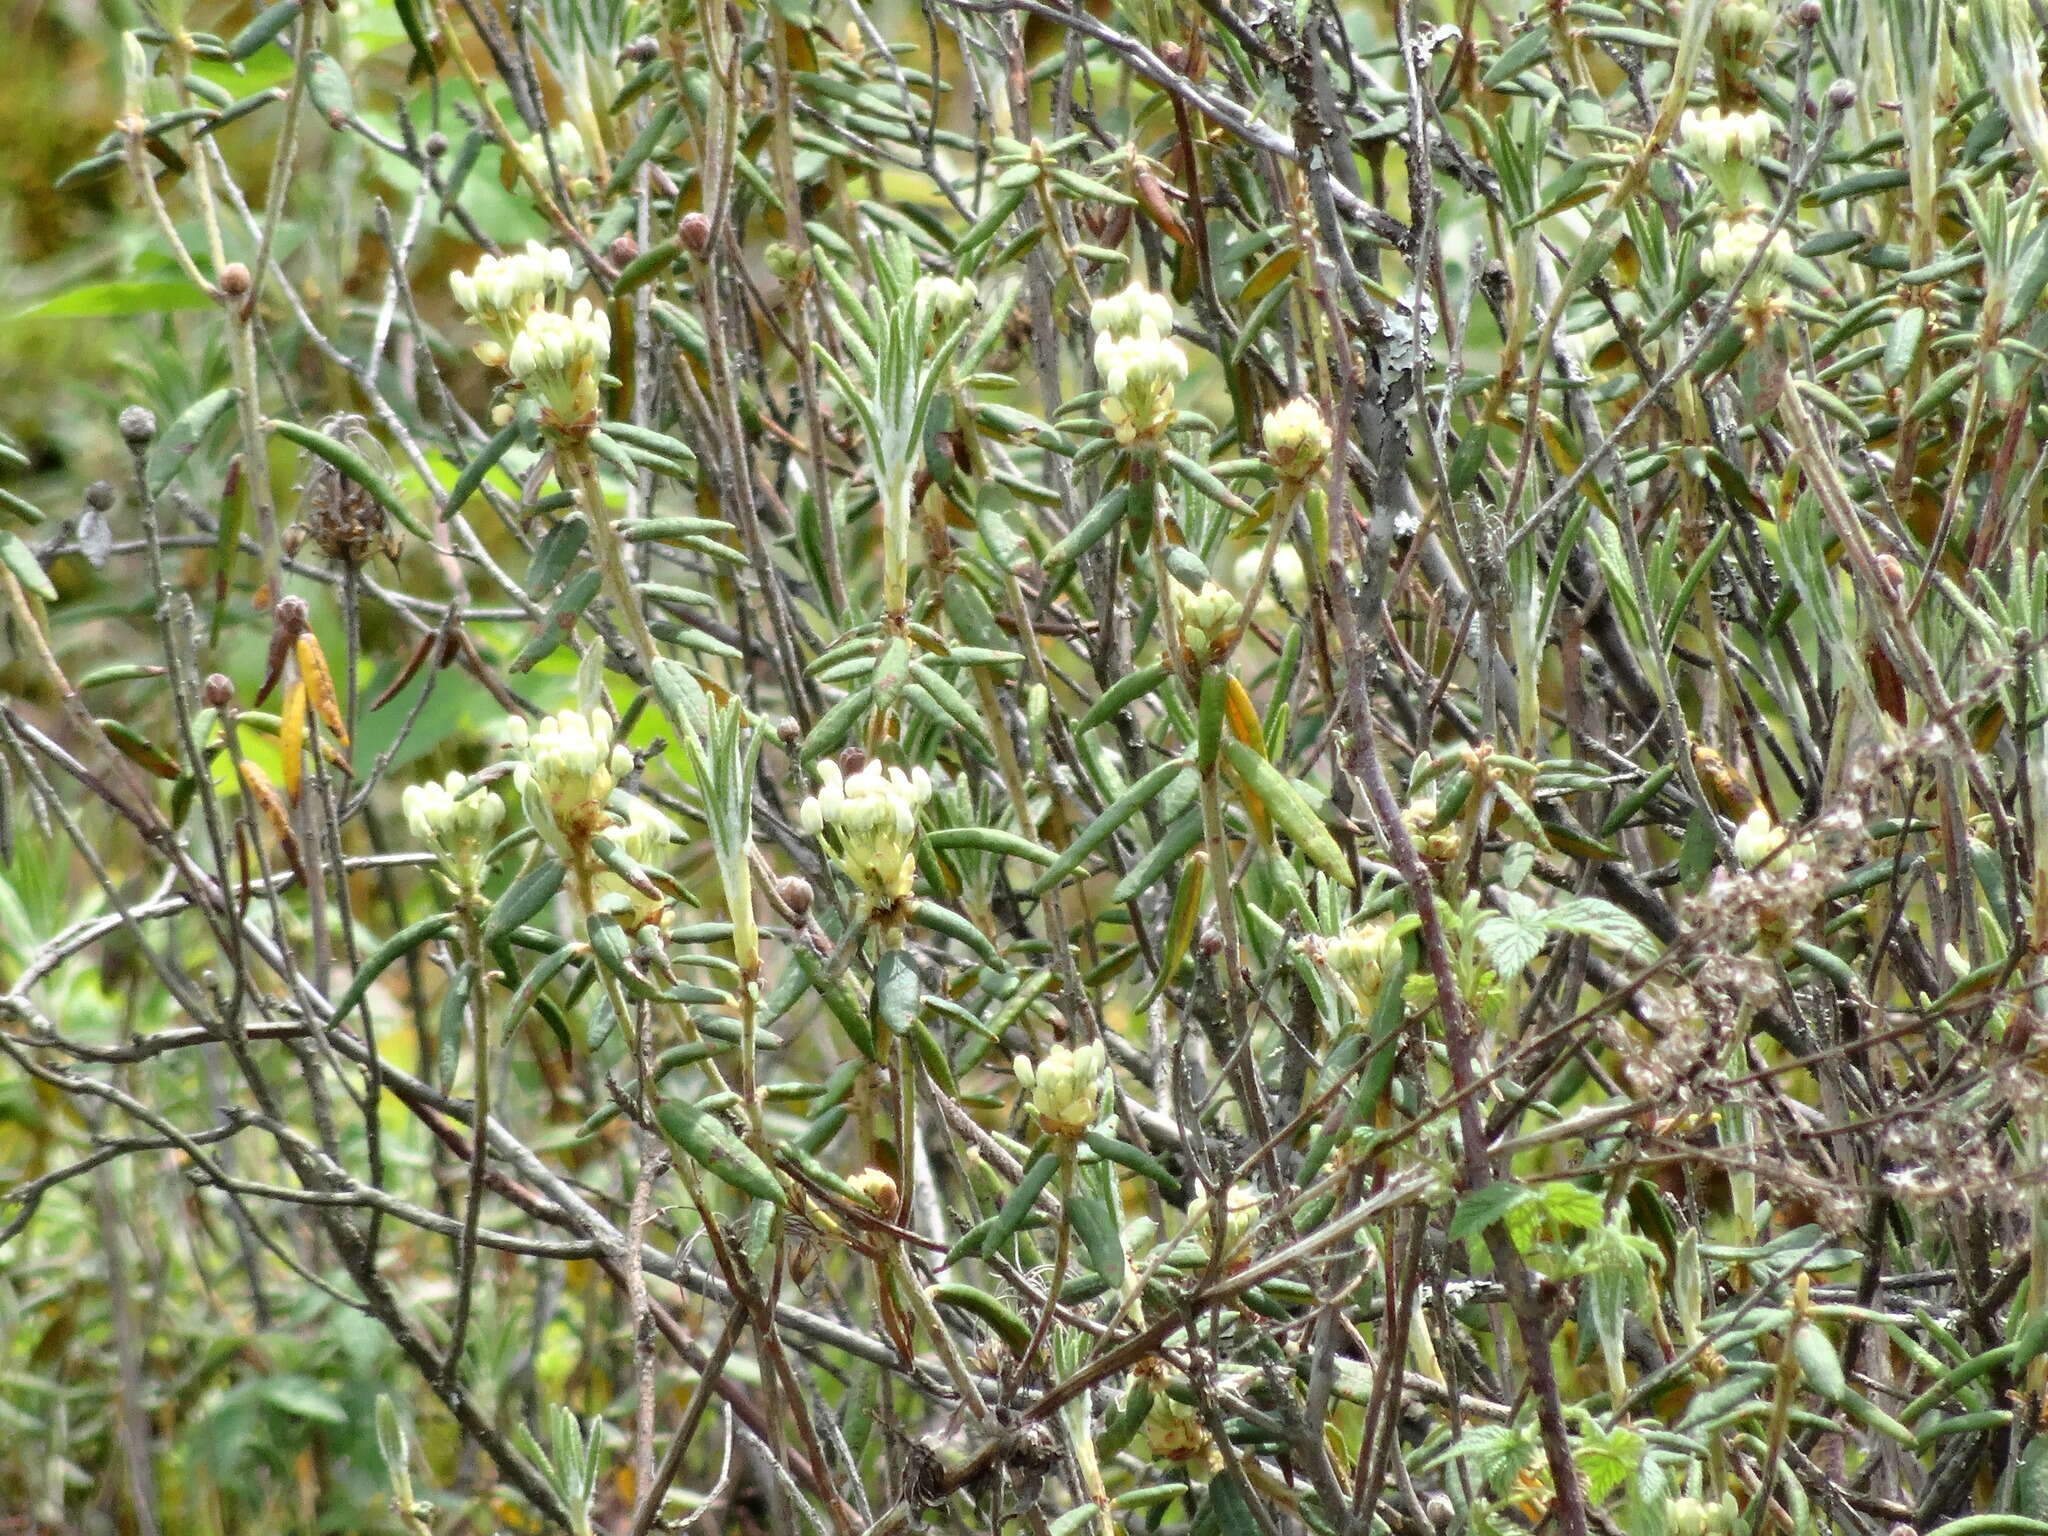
[1875,553,1905,599]
[219,263,251,297]
[1826,78,1857,111]
[202,673,235,709]
[775,715,801,745]
[679,211,712,256]
[624,35,659,63]
[1425,1495,1455,1530]
[274,594,310,632]
[847,1166,900,1217]
[84,480,116,513]
[1158,41,1187,71]
[119,406,158,446]
[837,746,870,777]
[1795,0,1821,23]
[424,131,449,158]
[1198,926,1224,958]
[775,875,814,918]
[609,235,640,269]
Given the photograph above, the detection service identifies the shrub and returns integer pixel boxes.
[5,0,2048,1532]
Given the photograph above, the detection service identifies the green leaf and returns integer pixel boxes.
[1546,896,1659,964]
[1031,758,1191,895]
[1222,741,1353,888]
[12,281,215,321]
[1448,1183,1532,1242]
[874,947,921,1036]
[1474,892,1549,980]
[656,1099,784,1205]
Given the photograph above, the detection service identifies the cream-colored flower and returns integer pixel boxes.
[506,708,633,859]
[506,297,611,433]
[450,242,576,366]
[798,758,933,909]
[1012,1040,1106,1139]
[1698,215,1792,291]
[402,770,504,888]
[1262,396,1333,482]
[1680,106,1775,211]
[1089,280,1175,342]
[589,792,680,931]
[1732,807,1813,870]
[1096,329,1187,446]
[913,273,977,327]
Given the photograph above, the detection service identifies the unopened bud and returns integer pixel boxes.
[425,131,449,157]
[608,235,639,269]
[679,211,712,255]
[85,480,116,513]
[624,35,659,62]
[203,673,235,708]
[1425,1495,1455,1530]
[775,715,801,745]
[119,406,158,446]
[775,875,814,918]
[1795,0,1822,23]
[219,263,251,297]
[274,594,309,633]
[1826,78,1857,110]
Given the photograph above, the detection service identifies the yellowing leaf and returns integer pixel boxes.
[294,632,349,746]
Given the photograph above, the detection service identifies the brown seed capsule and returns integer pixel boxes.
[203,673,235,709]
[679,211,712,255]
[837,746,870,776]
[775,876,814,918]
[219,263,251,297]
[609,235,640,268]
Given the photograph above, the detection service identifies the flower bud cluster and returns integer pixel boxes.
[1322,920,1400,1012]
[1711,0,1775,69]
[1012,1040,1106,1139]
[505,708,634,861]
[452,245,609,436]
[402,770,505,890]
[591,793,681,932]
[913,273,977,327]
[798,758,933,909]
[515,121,594,199]
[505,299,612,433]
[1678,104,1795,303]
[1699,214,1794,288]
[1090,282,1186,447]
[1175,580,1242,663]
[450,242,576,367]
[1261,396,1333,483]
